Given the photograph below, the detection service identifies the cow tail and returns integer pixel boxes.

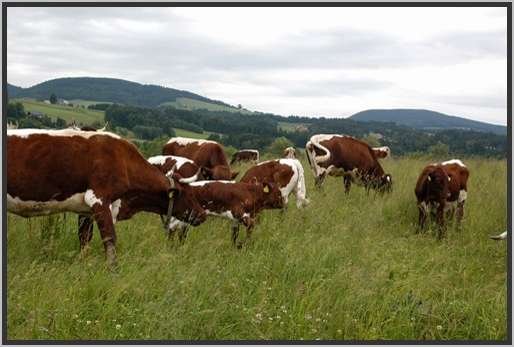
[293,159,309,208]
[310,138,331,164]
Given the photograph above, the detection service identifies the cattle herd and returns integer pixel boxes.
[6,126,480,267]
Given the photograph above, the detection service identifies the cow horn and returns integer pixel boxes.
[427,176,432,182]
[99,121,109,131]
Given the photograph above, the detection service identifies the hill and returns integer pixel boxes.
[7,77,238,110]
[350,109,506,135]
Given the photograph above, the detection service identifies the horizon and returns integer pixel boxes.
[7,7,507,125]
[8,76,507,127]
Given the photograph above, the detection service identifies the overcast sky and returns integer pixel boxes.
[7,6,507,125]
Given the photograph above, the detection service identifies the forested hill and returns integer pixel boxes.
[7,77,233,109]
[350,109,506,135]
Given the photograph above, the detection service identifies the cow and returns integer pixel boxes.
[283,147,296,159]
[162,137,238,181]
[7,128,207,266]
[305,134,392,193]
[230,149,260,164]
[414,159,469,238]
[372,146,391,159]
[167,179,284,247]
[240,158,309,208]
[490,231,507,240]
[76,154,202,242]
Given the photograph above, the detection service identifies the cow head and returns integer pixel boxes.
[168,173,207,226]
[426,167,449,196]
[254,179,284,209]
[201,166,239,180]
[372,173,392,194]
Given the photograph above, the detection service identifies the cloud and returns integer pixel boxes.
[6,6,507,125]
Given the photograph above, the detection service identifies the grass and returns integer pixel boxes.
[68,99,112,107]
[160,97,254,115]
[173,128,213,140]
[6,157,507,341]
[16,99,105,125]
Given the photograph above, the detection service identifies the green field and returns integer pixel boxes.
[161,97,253,115]
[6,157,507,341]
[172,128,216,140]
[17,99,105,125]
[68,99,113,107]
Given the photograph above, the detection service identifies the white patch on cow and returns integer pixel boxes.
[240,149,259,154]
[166,137,215,146]
[458,189,467,203]
[8,128,120,139]
[167,217,187,231]
[110,199,122,223]
[190,180,235,187]
[309,134,347,164]
[419,201,429,213]
[148,155,196,177]
[84,189,103,207]
[284,147,296,159]
[205,209,236,221]
[441,159,466,167]
[373,146,391,158]
[7,192,91,217]
[491,231,507,240]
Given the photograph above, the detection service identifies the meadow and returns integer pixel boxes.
[6,156,508,341]
[16,99,105,124]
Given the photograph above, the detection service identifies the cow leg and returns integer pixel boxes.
[436,203,446,240]
[85,190,117,266]
[417,205,427,232]
[343,175,352,194]
[236,216,256,249]
[78,215,94,252]
[178,224,189,244]
[456,202,465,227]
[231,222,240,246]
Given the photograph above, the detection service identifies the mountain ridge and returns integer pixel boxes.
[350,108,506,135]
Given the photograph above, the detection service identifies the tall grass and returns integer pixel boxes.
[6,157,507,340]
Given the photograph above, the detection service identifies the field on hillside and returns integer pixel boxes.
[160,97,253,114]
[16,99,105,125]
[6,157,507,341]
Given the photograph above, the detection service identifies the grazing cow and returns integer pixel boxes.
[162,137,238,180]
[305,134,392,193]
[76,155,202,240]
[7,128,207,265]
[283,147,296,159]
[240,159,309,208]
[414,159,469,238]
[490,231,507,240]
[372,146,391,159]
[169,179,284,247]
[230,149,260,164]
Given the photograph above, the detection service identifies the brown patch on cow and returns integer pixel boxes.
[163,140,237,180]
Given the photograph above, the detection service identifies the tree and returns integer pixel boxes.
[428,141,450,158]
[55,118,67,129]
[49,93,57,104]
[362,133,381,147]
[267,137,294,156]
[7,102,25,119]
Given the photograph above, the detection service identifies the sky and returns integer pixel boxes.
[7,6,508,125]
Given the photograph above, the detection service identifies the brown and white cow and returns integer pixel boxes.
[372,146,391,159]
[7,128,207,265]
[414,159,469,238]
[230,149,260,164]
[163,137,238,181]
[76,155,202,242]
[283,147,296,159]
[240,158,309,208]
[168,179,284,247]
[305,134,392,193]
